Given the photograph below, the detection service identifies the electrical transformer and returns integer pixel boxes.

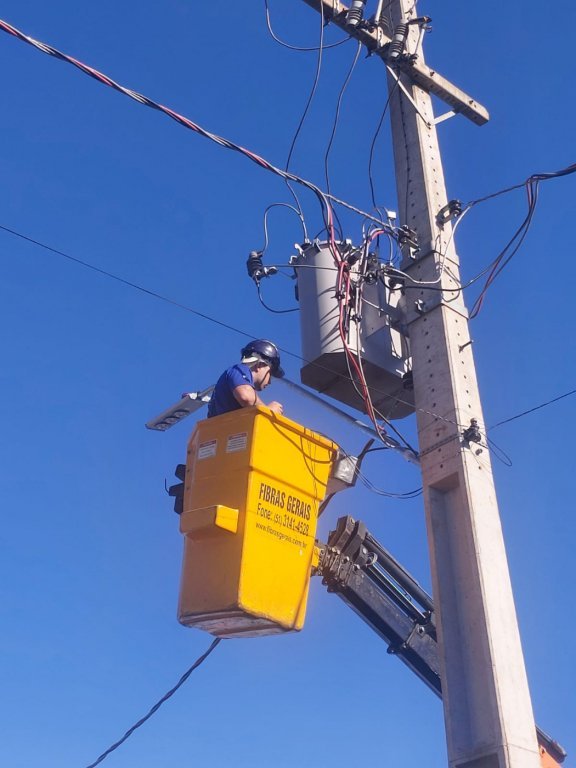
[293,241,414,420]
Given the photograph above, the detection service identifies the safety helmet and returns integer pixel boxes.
[241,339,285,378]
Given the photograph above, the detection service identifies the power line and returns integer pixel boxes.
[0,221,483,445]
[84,637,221,768]
[464,163,576,317]
[368,73,399,210]
[283,1,326,237]
[490,387,576,430]
[284,0,324,172]
[3,18,575,428]
[9,218,566,455]
[2,219,424,455]
[394,161,576,319]
[264,0,350,51]
[257,283,299,314]
[0,17,394,235]
[466,163,576,208]
[324,38,363,239]
[0,223,260,344]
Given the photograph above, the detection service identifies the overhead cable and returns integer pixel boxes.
[466,163,576,208]
[490,386,576,430]
[256,283,299,314]
[283,0,326,237]
[84,638,221,768]
[324,39,362,213]
[368,74,399,210]
[469,180,538,318]
[264,0,350,51]
[464,163,576,317]
[0,223,261,343]
[0,222,470,445]
[0,17,393,234]
[0,222,410,441]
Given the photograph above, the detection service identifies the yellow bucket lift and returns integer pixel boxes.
[178,406,338,638]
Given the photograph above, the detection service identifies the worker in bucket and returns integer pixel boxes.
[207,339,285,418]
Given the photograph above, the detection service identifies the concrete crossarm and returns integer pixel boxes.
[300,0,489,125]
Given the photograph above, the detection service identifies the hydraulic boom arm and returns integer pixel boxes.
[316,516,566,768]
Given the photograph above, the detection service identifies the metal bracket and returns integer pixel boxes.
[434,110,456,125]
[436,199,462,227]
[386,64,431,126]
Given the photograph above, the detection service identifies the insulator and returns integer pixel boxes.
[345,0,366,28]
[246,250,264,283]
[387,23,409,61]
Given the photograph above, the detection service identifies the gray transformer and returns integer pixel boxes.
[293,241,414,420]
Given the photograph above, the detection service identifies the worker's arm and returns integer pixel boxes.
[232,385,283,414]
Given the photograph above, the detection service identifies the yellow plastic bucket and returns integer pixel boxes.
[178,406,337,638]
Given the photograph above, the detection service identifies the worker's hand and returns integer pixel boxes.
[268,401,284,415]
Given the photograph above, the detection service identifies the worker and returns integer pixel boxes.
[207,339,285,418]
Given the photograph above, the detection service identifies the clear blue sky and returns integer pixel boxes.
[1,2,574,767]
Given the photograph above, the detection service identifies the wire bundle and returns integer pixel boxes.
[465,164,576,317]
[0,17,393,252]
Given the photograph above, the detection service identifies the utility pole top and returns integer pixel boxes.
[301,0,489,125]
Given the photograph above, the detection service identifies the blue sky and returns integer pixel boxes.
[0,2,574,767]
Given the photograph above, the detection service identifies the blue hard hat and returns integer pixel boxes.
[241,339,285,378]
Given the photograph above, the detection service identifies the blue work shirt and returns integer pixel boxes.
[207,363,254,418]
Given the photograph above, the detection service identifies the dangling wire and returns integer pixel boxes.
[264,0,351,51]
[368,75,400,210]
[324,39,363,239]
[283,1,327,238]
[257,284,299,314]
[260,202,308,257]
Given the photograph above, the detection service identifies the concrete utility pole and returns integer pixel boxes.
[299,2,541,767]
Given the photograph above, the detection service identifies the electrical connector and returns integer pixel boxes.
[462,418,482,444]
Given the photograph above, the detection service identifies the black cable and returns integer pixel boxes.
[274,0,327,240]
[0,223,261,342]
[484,436,512,468]
[257,284,299,314]
[356,465,423,497]
[469,182,539,318]
[0,222,459,441]
[0,15,398,241]
[374,403,418,455]
[368,75,399,210]
[284,7,325,164]
[264,0,350,51]
[490,387,576,429]
[84,638,221,768]
[324,39,363,238]
[463,162,576,316]
[338,444,422,498]
[0,17,384,241]
[260,202,307,256]
[467,163,576,207]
